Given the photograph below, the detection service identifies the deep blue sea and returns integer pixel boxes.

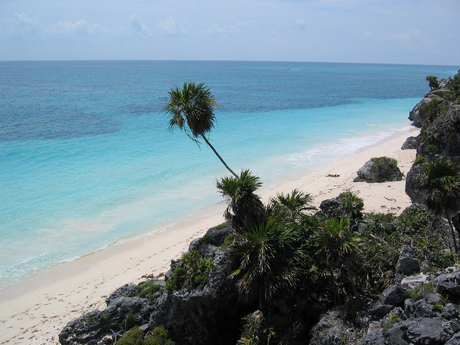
[0,61,457,289]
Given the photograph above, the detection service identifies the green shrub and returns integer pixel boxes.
[202,233,211,244]
[124,312,136,330]
[371,156,398,170]
[427,144,438,154]
[215,222,231,230]
[338,191,364,218]
[409,282,435,300]
[117,327,144,345]
[165,267,186,293]
[222,233,234,248]
[165,250,215,293]
[137,280,161,300]
[144,326,174,345]
[117,326,173,345]
[426,75,439,90]
[414,156,427,165]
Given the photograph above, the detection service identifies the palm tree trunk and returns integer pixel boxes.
[345,260,358,298]
[447,218,458,254]
[201,134,238,178]
[330,266,339,306]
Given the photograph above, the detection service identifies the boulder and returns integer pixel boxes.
[318,192,363,220]
[395,245,420,276]
[357,329,385,345]
[309,311,345,345]
[205,224,232,246]
[409,95,442,127]
[380,286,410,307]
[405,318,453,344]
[400,273,429,289]
[368,303,394,318]
[443,303,460,320]
[105,283,137,305]
[437,271,460,295]
[404,298,434,318]
[353,157,403,183]
[401,136,418,150]
[446,332,460,345]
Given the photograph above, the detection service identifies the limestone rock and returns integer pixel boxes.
[381,286,410,307]
[437,271,460,295]
[354,157,403,183]
[400,273,429,289]
[396,245,420,276]
[309,311,345,345]
[401,136,418,150]
[357,329,385,345]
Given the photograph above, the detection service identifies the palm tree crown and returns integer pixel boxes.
[216,169,265,233]
[164,81,238,178]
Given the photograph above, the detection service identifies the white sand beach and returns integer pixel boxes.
[0,126,419,345]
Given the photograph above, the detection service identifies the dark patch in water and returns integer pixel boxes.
[0,105,119,141]
[117,103,164,116]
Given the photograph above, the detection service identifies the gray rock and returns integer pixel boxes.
[148,247,240,345]
[443,303,460,320]
[165,258,181,281]
[354,157,403,183]
[401,136,418,150]
[368,303,394,318]
[188,237,203,252]
[105,283,137,305]
[445,331,460,345]
[104,296,152,326]
[59,310,107,345]
[409,95,443,127]
[400,273,429,289]
[60,227,241,345]
[405,318,453,344]
[404,299,434,318]
[205,224,232,246]
[357,328,385,345]
[437,271,460,295]
[396,245,420,276]
[381,286,410,307]
[384,322,409,345]
[309,311,345,345]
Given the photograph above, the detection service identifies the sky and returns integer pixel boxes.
[0,0,459,65]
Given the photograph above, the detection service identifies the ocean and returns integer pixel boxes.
[0,60,457,290]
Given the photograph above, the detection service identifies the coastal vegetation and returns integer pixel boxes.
[60,72,460,345]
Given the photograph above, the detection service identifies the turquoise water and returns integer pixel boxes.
[0,61,457,289]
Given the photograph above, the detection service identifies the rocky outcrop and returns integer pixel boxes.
[353,157,403,183]
[405,70,460,208]
[311,276,460,345]
[59,224,243,345]
[401,136,418,150]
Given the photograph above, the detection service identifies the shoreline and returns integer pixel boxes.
[0,125,419,345]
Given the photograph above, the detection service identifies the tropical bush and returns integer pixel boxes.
[165,250,214,293]
[117,326,173,345]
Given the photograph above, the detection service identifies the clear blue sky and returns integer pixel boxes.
[1,0,459,65]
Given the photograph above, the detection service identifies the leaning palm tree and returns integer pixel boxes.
[419,158,460,253]
[164,81,238,178]
[314,217,361,304]
[216,169,265,234]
